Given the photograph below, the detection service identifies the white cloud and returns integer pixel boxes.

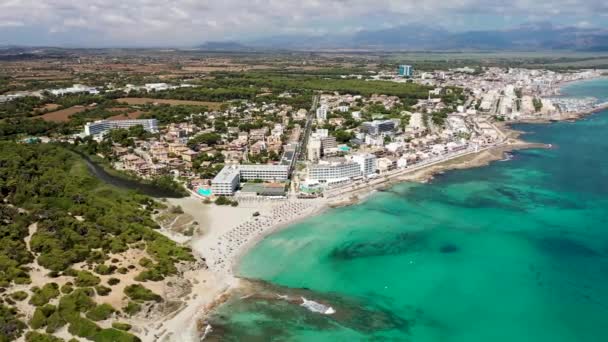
[63,18,88,28]
[575,20,592,28]
[0,20,24,27]
[0,0,606,46]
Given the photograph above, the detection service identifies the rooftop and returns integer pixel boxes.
[212,165,240,183]
[239,164,289,171]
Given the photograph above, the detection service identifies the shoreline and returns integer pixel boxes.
[151,92,608,341]
[164,125,548,340]
[228,201,330,274]
[554,74,608,93]
[514,101,608,124]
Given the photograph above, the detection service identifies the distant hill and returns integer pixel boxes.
[196,41,252,51]
[351,24,449,49]
[241,23,608,51]
[0,46,72,61]
[444,23,608,51]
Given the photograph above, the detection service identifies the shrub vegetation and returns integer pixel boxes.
[0,142,195,340]
[124,284,162,302]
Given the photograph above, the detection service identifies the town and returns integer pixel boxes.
[5,64,601,204]
[2,34,608,342]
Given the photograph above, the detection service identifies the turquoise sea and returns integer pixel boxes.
[205,79,608,341]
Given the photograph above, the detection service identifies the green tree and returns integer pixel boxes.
[0,305,27,341]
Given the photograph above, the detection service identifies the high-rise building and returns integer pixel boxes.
[320,136,337,150]
[352,153,377,176]
[307,137,322,162]
[308,129,336,159]
[398,65,413,77]
[316,106,328,121]
[315,128,329,138]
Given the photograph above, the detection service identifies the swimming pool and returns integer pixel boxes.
[197,188,212,197]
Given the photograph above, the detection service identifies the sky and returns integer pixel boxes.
[0,0,607,47]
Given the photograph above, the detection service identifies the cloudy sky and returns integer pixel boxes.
[0,0,607,47]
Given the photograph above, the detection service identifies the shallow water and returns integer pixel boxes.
[206,79,608,341]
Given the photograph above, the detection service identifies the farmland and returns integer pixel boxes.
[107,111,145,120]
[117,97,223,110]
[39,105,88,122]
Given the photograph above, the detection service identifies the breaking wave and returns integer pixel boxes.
[300,297,336,315]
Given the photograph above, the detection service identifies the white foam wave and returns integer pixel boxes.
[300,297,335,315]
[201,324,213,340]
[500,152,514,162]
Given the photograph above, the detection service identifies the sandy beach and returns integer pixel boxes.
[144,197,269,341]
[142,119,572,341]
[2,115,588,342]
[144,196,328,341]
[63,100,606,341]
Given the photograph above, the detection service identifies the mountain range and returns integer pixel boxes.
[199,23,608,51]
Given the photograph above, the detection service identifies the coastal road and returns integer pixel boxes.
[289,94,318,196]
[296,94,319,163]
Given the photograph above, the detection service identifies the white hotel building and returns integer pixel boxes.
[50,84,99,96]
[238,164,289,181]
[308,159,362,183]
[211,166,241,196]
[351,153,377,177]
[316,105,328,121]
[84,119,159,136]
[211,164,290,196]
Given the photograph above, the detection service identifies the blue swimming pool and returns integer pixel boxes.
[197,188,212,196]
